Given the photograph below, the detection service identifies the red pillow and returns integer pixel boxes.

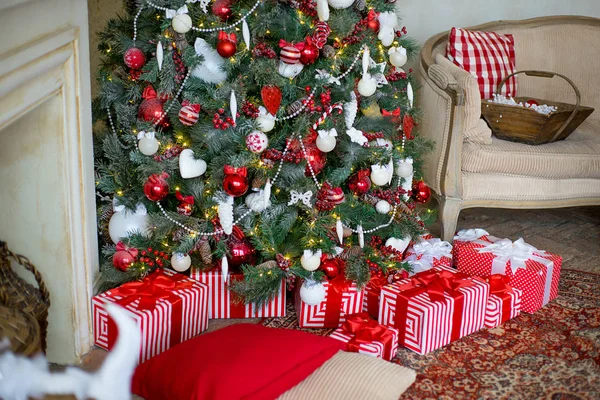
[132,323,344,400]
[446,27,517,99]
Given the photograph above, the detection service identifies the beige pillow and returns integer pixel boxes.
[278,351,416,400]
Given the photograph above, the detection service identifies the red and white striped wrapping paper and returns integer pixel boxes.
[190,268,286,319]
[92,269,209,363]
[485,285,522,329]
[330,325,399,361]
[362,276,389,319]
[378,268,489,355]
[455,238,562,313]
[295,280,365,328]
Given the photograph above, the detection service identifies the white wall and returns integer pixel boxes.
[399,0,600,45]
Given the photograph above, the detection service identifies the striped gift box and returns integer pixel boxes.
[378,268,489,355]
[190,268,286,319]
[295,280,365,328]
[92,269,209,363]
[329,325,399,361]
[485,286,522,328]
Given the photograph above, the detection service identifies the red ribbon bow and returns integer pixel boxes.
[223,165,247,177]
[218,31,237,43]
[142,86,158,100]
[115,242,138,259]
[341,313,396,360]
[279,39,295,49]
[382,108,401,117]
[175,190,194,205]
[367,9,379,21]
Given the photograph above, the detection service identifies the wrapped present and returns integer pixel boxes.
[455,237,562,313]
[295,278,365,328]
[92,269,209,363]
[452,229,495,261]
[485,275,522,328]
[190,267,286,319]
[329,313,399,361]
[405,238,454,275]
[379,268,489,355]
[362,275,389,319]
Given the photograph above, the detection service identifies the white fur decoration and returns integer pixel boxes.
[245,190,271,212]
[230,90,237,124]
[344,92,358,128]
[316,0,330,21]
[192,38,227,84]
[157,41,164,71]
[377,12,398,47]
[242,20,251,49]
[217,195,234,235]
[0,304,140,400]
[278,61,304,78]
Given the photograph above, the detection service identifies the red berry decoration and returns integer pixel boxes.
[212,0,232,21]
[261,85,282,115]
[144,172,170,202]
[112,242,138,272]
[123,47,146,70]
[216,31,237,58]
[321,258,343,280]
[222,165,249,197]
[316,182,345,211]
[412,180,431,204]
[178,100,201,126]
[299,37,320,65]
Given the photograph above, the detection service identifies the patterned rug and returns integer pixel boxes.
[261,270,600,399]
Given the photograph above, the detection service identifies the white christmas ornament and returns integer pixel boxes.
[327,0,354,9]
[171,253,192,272]
[316,128,337,152]
[346,127,368,146]
[336,219,344,244]
[245,190,271,212]
[246,130,269,153]
[375,200,391,214]
[179,149,207,178]
[407,82,414,109]
[137,131,159,156]
[230,90,237,124]
[288,190,313,207]
[375,138,393,151]
[256,107,276,132]
[358,47,377,97]
[396,157,414,177]
[168,6,192,34]
[344,92,358,128]
[388,46,407,68]
[371,163,393,186]
[157,42,164,71]
[300,249,322,271]
[278,61,304,78]
[316,0,329,21]
[221,256,229,282]
[108,202,149,244]
[192,38,227,84]
[242,20,251,49]
[357,225,365,248]
[386,237,411,254]
[377,12,398,47]
[217,196,234,235]
[300,279,326,306]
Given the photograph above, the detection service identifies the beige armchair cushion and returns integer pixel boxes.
[463,129,600,179]
[435,54,493,145]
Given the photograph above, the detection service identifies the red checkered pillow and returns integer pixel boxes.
[446,27,517,100]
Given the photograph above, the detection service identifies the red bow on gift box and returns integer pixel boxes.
[218,31,237,43]
[341,313,396,360]
[488,274,514,323]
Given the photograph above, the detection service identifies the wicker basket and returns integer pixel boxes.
[481,70,595,145]
[0,286,42,356]
[0,241,50,352]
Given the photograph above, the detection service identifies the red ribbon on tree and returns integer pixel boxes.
[341,313,396,360]
[218,31,237,43]
[107,270,194,348]
[223,165,248,177]
[279,39,296,49]
[394,270,475,345]
[488,274,514,323]
[175,191,194,206]
[142,86,158,99]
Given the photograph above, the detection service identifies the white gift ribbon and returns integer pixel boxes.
[137,130,156,140]
[165,5,188,19]
[317,128,338,139]
[405,239,453,272]
[454,228,489,242]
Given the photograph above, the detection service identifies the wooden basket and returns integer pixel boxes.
[0,286,42,356]
[481,70,595,145]
[0,241,50,352]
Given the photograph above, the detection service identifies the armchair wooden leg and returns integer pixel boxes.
[439,197,462,242]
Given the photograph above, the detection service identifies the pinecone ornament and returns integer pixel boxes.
[354,0,366,10]
[322,45,335,59]
[252,176,267,189]
[286,98,305,115]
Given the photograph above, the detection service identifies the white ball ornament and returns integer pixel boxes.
[171,253,192,272]
[396,158,414,178]
[246,130,269,154]
[138,136,159,156]
[371,165,391,186]
[300,249,322,271]
[357,76,377,97]
[327,0,354,9]
[388,47,408,68]
[300,279,326,306]
[375,200,391,214]
[172,13,192,34]
[108,203,149,244]
[316,129,337,153]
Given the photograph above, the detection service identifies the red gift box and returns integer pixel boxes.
[295,278,364,328]
[455,237,561,313]
[362,276,388,319]
[379,268,489,355]
[405,238,454,275]
[452,229,495,262]
[329,313,400,361]
[484,275,522,328]
[92,269,209,363]
[190,267,286,319]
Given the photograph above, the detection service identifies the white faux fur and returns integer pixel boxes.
[192,38,228,84]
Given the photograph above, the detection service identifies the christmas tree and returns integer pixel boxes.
[94,0,434,304]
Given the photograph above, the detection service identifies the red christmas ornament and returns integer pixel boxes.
[403,114,416,140]
[412,180,431,204]
[112,242,138,272]
[382,108,401,125]
[144,172,170,202]
[366,10,380,32]
[223,165,249,197]
[228,226,256,267]
[304,145,326,176]
[216,31,237,58]
[123,47,146,70]
[212,0,232,21]
[316,182,345,211]
[349,170,372,195]
[176,190,194,216]
[178,100,201,126]
[261,85,282,115]
[299,37,320,65]
[139,86,169,127]
[525,99,539,107]
[279,40,301,64]
[312,22,331,49]
[390,269,410,283]
[321,258,343,280]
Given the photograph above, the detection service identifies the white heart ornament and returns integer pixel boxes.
[385,237,411,254]
[179,149,207,179]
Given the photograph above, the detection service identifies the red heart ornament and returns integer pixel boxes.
[261,85,282,116]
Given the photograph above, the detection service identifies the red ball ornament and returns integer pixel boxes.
[279,45,301,64]
[123,47,146,70]
[304,145,326,176]
[412,180,431,204]
[227,226,256,267]
[299,37,319,65]
[212,0,232,21]
[367,18,380,32]
[356,176,371,193]
[349,170,371,195]
[178,101,201,126]
[112,242,138,272]
[144,172,170,202]
[320,258,343,280]
[138,86,169,127]
[216,31,237,58]
[223,165,249,197]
